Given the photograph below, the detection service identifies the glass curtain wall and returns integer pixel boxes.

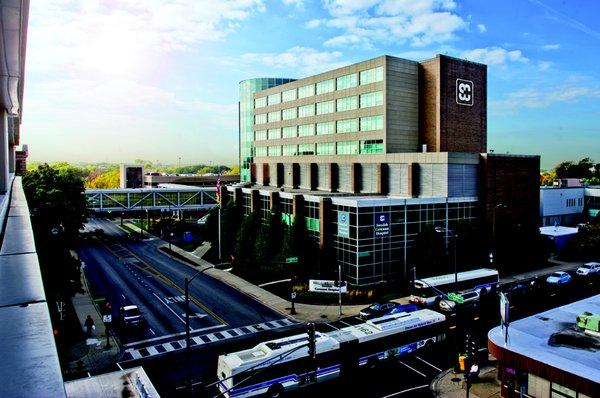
[239,78,295,182]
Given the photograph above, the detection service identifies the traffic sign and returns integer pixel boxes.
[102,315,112,324]
[286,257,299,263]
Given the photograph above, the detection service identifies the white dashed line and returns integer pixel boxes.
[398,360,426,377]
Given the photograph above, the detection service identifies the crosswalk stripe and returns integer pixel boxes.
[121,318,296,362]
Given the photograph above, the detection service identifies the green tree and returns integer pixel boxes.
[234,211,260,276]
[205,200,242,261]
[23,163,88,241]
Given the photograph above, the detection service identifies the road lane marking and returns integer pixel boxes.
[398,360,426,377]
[379,385,429,398]
[152,292,186,325]
[121,294,126,299]
[124,324,226,347]
[149,328,156,336]
[338,320,352,327]
[414,355,442,372]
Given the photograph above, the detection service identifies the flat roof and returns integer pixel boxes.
[488,294,600,391]
[539,226,579,237]
[64,367,159,398]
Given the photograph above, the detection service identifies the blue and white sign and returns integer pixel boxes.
[338,211,350,238]
[374,212,390,237]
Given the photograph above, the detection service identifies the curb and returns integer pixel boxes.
[430,368,454,398]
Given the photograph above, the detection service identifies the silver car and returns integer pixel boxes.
[576,262,600,276]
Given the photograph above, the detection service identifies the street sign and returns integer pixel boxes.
[337,211,350,238]
[448,292,464,304]
[102,315,112,323]
[286,257,299,264]
[291,292,297,299]
[309,279,348,294]
[374,212,390,237]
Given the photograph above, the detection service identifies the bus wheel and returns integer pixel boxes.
[265,383,284,398]
[366,356,379,369]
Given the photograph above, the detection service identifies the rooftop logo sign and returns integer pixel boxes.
[456,79,474,106]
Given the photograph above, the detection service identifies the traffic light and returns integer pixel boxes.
[306,322,316,359]
[465,334,477,363]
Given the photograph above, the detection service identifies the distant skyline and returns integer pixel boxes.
[22,0,600,169]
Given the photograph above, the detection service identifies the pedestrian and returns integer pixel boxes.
[84,315,95,337]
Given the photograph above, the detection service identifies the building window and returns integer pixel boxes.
[316,121,334,135]
[337,73,358,90]
[268,111,281,123]
[336,96,358,112]
[282,88,297,102]
[255,97,267,108]
[316,142,335,155]
[268,128,281,140]
[255,130,267,141]
[337,141,358,155]
[298,124,315,137]
[337,118,358,134]
[360,139,383,154]
[282,108,297,120]
[268,146,281,156]
[316,79,335,95]
[255,113,267,124]
[316,100,335,115]
[298,143,315,155]
[360,115,384,131]
[255,146,267,157]
[360,91,383,108]
[267,93,281,106]
[298,104,315,118]
[298,84,315,99]
[282,144,296,156]
[306,217,320,232]
[282,126,297,138]
[360,66,383,85]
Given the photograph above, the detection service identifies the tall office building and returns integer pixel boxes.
[239,78,295,183]
[229,54,539,286]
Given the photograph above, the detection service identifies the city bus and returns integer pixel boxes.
[410,268,499,306]
[216,309,446,398]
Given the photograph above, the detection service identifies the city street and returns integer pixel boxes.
[80,218,294,360]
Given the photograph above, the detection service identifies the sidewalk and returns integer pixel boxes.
[63,265,120,376]
[432,363,501,398]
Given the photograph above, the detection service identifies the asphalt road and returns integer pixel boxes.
[80,218,290,353]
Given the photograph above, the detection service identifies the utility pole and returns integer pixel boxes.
[338,263,343,316]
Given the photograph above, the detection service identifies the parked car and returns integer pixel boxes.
[358,302,417,320]
[439,290,480,312]
[502,282,529,300]
[576,262,600,277]
[119,305,145,328]
[546,271,572,285]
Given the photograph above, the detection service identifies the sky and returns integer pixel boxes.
[21,0,600,169]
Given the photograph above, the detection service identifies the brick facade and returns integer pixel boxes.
[420,55,487,153]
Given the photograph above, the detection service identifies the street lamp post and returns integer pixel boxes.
[184,265,215,394]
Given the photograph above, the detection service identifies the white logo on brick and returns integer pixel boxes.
[456,79,474,106]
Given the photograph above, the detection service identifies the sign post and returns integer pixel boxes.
[102,314,112,349]
[500,292,510,345]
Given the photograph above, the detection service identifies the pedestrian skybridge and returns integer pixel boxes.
[85,186,218,213]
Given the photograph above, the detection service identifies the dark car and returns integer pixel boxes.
[119,305,145,328]
[358,302,417,320]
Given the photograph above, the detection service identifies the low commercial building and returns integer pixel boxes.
[144,173,239,187]
[488,294,600,397]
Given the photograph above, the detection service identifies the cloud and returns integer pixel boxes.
[317,0,467,49]
[541,43,560,50]
[306,19,327,28]
[239,46,349,75]
[491,83,600,114]
[282,0,304,6]
[528,0,600,41]
[477,24,486,33]
[27,0,266,78]
[461,47,528,67]
[538,61,552,71]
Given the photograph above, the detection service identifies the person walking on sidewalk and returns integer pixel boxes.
[84,315,95,337]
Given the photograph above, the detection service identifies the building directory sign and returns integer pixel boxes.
[338,211,350,238]
[309,280,348,294]
[374,212,390,237]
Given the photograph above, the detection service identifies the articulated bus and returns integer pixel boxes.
[410,268,500,306]
[216,309,446,398]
